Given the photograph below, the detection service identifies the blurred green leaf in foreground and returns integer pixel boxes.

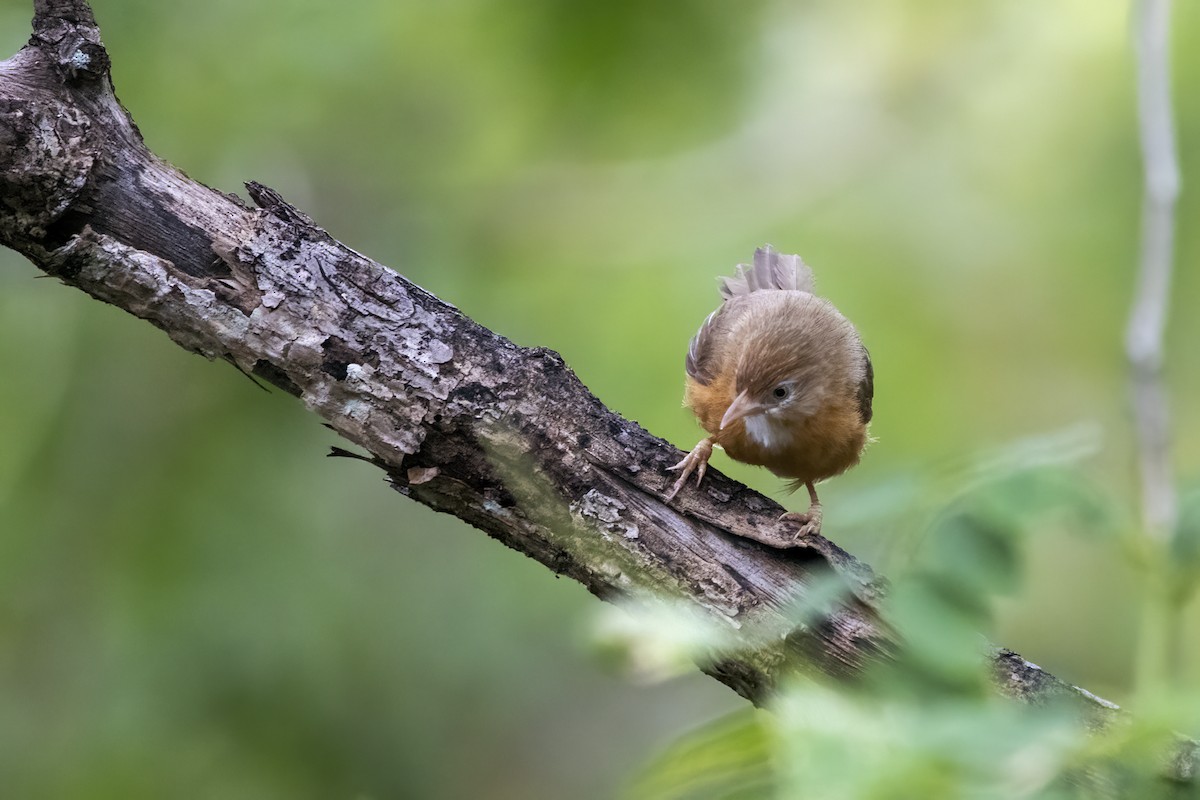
[625,459,1200,799]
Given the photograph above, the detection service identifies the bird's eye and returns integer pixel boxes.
[772,385,789,400]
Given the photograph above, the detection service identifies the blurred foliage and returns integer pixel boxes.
[1,0,1199,797]
[628,465,1200,799]
[627,707,776,800]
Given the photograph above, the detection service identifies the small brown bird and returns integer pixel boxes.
[666,246,873,536]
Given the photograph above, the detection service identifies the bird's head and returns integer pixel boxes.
[720,330,828,432]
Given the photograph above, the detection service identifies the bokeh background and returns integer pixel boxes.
[1,0,1199,797]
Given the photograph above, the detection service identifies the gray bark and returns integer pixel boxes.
[0,0,1176,759]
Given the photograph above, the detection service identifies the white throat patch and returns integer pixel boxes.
[743,413,794,450]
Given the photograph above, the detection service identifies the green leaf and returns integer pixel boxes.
[624,708,776,800]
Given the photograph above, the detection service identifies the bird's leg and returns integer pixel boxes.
[665,438,715,501]
[779,481,823,536]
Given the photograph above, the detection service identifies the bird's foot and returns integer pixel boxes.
[779,503,822,538]
[665,438,715,501]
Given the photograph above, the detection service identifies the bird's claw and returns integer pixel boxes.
[779,505,823,538]
[665,439,714,502]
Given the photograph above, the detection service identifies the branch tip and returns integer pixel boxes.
[30,0,109,84]
[33,0,97,27]
[328,446,375,464]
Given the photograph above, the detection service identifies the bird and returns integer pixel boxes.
[665,245,873,537]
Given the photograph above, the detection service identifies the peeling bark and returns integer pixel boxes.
[0,0,1166,744]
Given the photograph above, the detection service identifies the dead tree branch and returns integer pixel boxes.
[0,0,1169,748]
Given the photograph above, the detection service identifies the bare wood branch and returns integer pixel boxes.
[1127,0,1180,540]
[0,0,1178,763]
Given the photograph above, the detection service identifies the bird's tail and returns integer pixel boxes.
[719,245,815,299]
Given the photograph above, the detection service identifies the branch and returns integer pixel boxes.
[0,0,1160,742]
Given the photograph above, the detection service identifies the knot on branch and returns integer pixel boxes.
[32,1,109,85]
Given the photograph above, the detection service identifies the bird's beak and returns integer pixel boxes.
[720,390,764,431]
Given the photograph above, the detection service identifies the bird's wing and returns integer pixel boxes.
[685,308,723,385]
[856,345,874,424]
[685,297,747,385]
[720,245,815,299]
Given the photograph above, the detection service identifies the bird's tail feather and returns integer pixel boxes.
[719,245,815,299]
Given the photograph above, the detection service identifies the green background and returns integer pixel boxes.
[1,0,1198,796]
